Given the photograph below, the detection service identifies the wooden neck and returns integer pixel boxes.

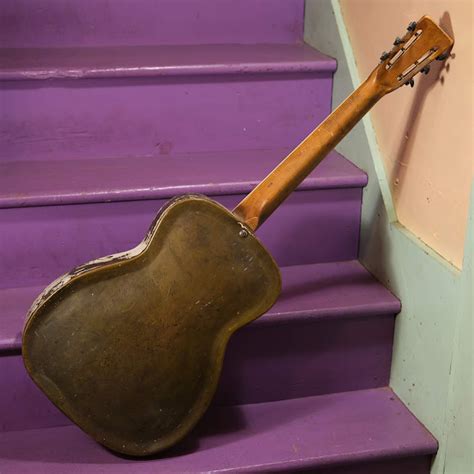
[233,70,386,231]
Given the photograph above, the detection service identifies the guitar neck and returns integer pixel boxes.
[233,70,385,231]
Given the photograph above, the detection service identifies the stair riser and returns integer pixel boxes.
[0,314,394,432]
[216,314,394,405]
[1,73,332,162]
[0,189,362,289]
[0,0,304,48]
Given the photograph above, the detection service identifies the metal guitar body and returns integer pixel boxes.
[23,195,281,456]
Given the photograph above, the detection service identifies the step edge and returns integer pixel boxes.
[0,62,336,81]
[0,150,368,209]
[254,301,401,328]
[246,447,437,474]
[0,176,367,210]
[0,44,337,81]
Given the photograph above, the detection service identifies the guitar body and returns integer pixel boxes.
[23,195,281,456]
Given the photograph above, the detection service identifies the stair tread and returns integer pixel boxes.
[0,43,336,81]
[0,260,400,352]
[0,388,437,473]
[0,150,367,209]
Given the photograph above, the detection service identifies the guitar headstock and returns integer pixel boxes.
[374,16,454,93]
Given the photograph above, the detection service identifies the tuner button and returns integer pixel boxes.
[407,21,417,32]
[380,51,390,61]
[404,79,415,87]
[421,65,430,75]
[393,37,404,45]
[436,52,449,61]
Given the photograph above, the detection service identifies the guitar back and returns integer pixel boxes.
[23,195,281,456]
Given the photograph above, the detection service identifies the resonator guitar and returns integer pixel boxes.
[23,17,453,456]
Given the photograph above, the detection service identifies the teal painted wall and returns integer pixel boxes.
[304,1,473,472]
[443,191,473,473]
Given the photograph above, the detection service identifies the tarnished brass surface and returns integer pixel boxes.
[23,195,281,456]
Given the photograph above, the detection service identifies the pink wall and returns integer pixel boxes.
[340,0,473,268]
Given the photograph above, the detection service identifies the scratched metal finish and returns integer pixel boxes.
[22,195,281,456]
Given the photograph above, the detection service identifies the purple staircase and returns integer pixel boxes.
[0,1,437,472]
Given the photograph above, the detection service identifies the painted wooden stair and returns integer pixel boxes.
[0,0,437,472]
[2,259,400,431]
[0,388,436,474]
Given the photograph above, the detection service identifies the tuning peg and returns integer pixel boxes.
[421,65,430,75]
[380,51,390,61]
[436,52,449,61]
[405,78,415,87]
[393,37,404,46]
[407,21,417,32]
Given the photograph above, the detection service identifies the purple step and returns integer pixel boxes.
[0,151,366,288]
[0,388,437,473]
[0,260,400,432]
[0,44,335,162]
[0,0,304,48]
[0,149,364,208]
